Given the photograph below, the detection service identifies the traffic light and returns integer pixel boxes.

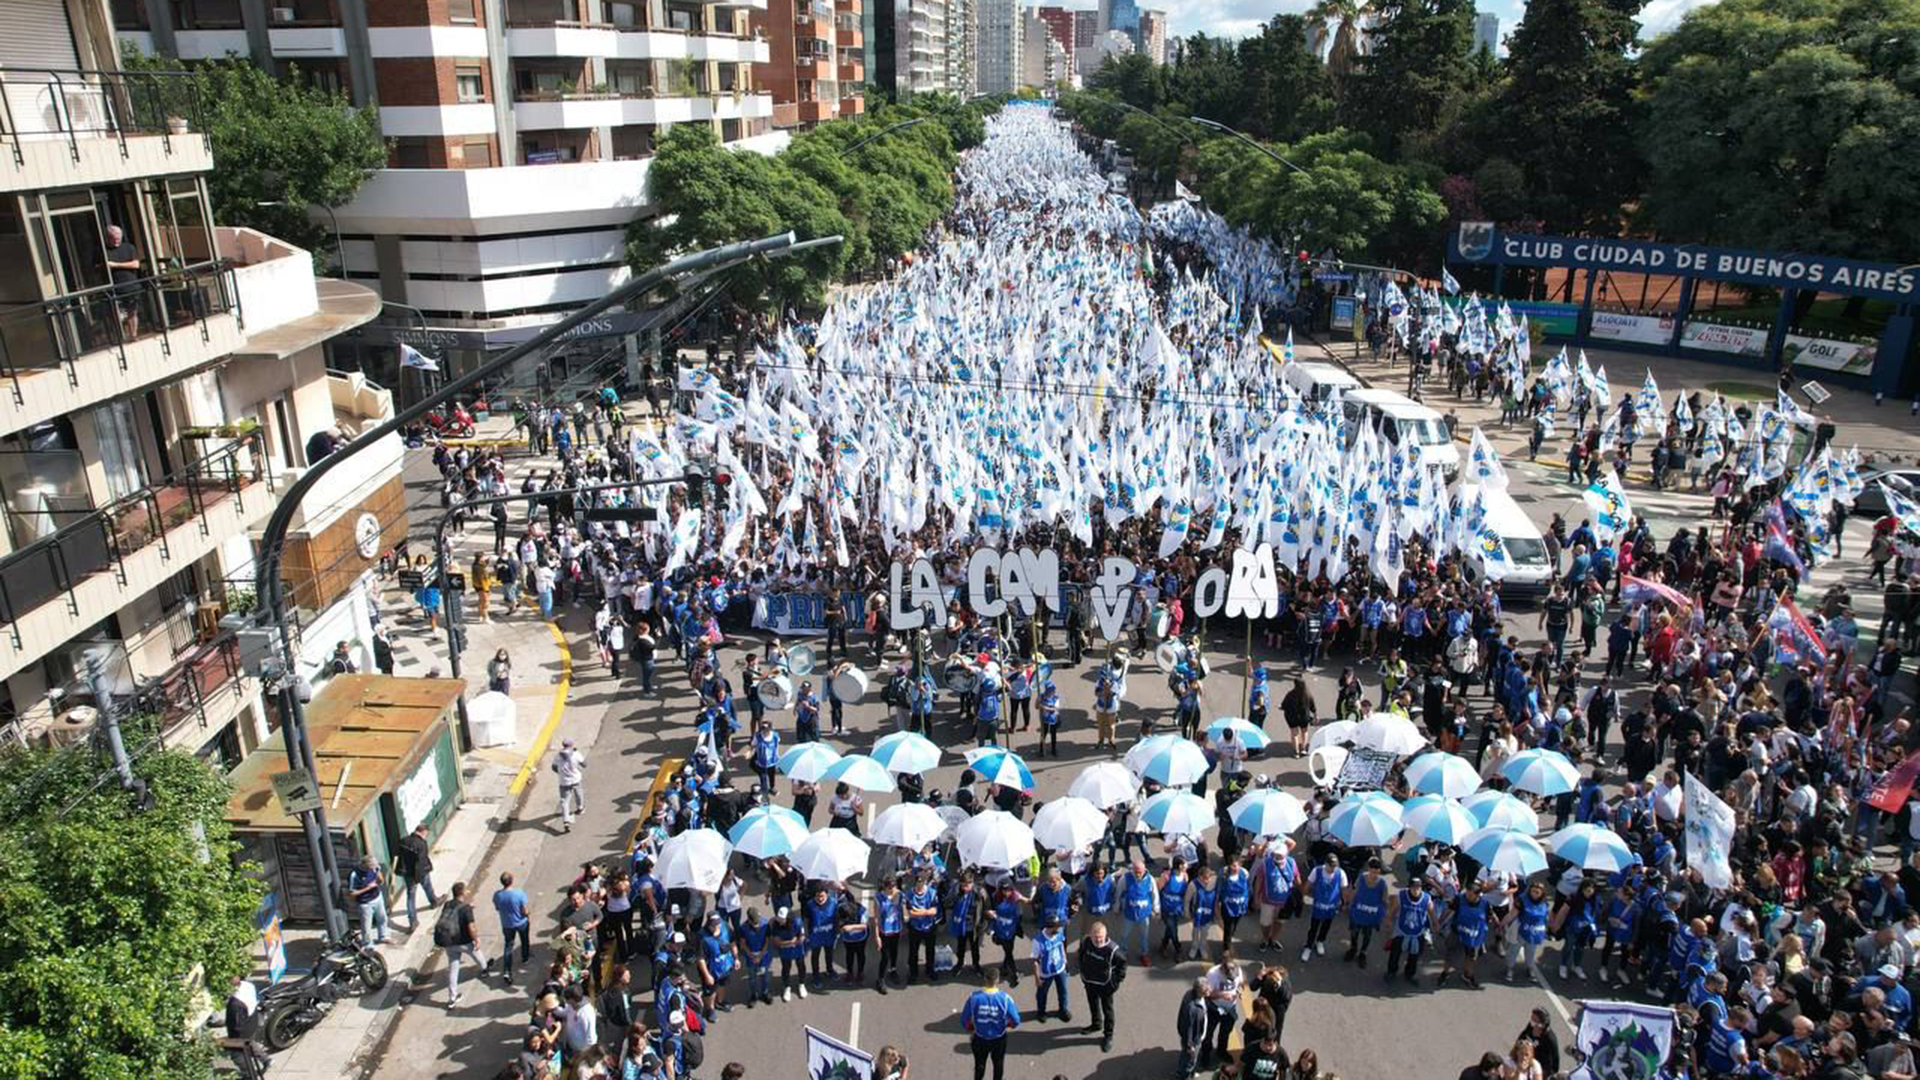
[684,458,710,509]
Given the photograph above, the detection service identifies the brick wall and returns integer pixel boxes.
[373,57,459,106]
[367,0,486,27]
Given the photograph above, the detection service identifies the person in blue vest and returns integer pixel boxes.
[1598,883,1642,986]
[1343,858,1389,966]
[1187,865,1220,962]
[988,882,1026,987]
[960,968,1023,1080]
[1433,879,1492,988]
[1006,660,1034,733]
[975,670,1004,748]
[697,911,736,1016]
[872,875,906,993]
[1035,679,1062,757]
[1701,1003,1752,1075]
[803,883,839,988]
[1247,667,1270,733]
[1384,876,1435,985]
[1301,850,1348,963]
[948,870,986,976]
[1173,665,1203,741]
[905,870,942,984]
[739,907,773,1007]
[1551,877,1603,981]
[773,905,806,1001]
[1504,878,1552,982]
[1033,866,1071,929]
[1117,858,1159,965]
[837,886,870,986]
[749,720,780,794]
[1030,913,1071,1024]
[1157,857,1192,960]
[1078,863,1116,938]
[1219,854,1252,951]
[1255,839,1299,954]
[795,681,820,744]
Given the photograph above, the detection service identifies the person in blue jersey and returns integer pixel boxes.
[975,671,1003,748]
[738,907,773,1007]
[873,875,906,993]
[803,883,839,987]
[1118,858,1159,965]
[1505,879,1552,982]
[1219,854,1252,951]
[1158,857,1192,960]
[1550,877,1603,981]
[1598,883,1641,987]
[1384,876,1436,986]
[837,886,871,986]
[1078,863,1116,938]
[1247,667,1270,733]
[772,905,806,1001]
[748,719,780,795]
[905,869,942,985]
[1033,865,1072,930]
[1188,865,1220,962]
[697,911,736,1016]
[1434,879,1492,988]
[1030,913,1072,1024]
[988,882,1026,987]
[960,968,1023,1080]
[948,870,986,976]
[1343,858,1390,966]
[1006,659,1034,733]
[1036,678,1062,757]
[1255,838,1299,954]
[1702,1003,1752,1075]
[1301,851,1348,963]
[795,681,820,744]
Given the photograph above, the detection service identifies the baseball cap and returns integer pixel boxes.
[1045,914,1062,928]
[776,905,790,918]
[671,931,686,944]
[1880,963,1902,979]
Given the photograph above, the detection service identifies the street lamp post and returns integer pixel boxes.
[843,117,928,154]
[252,231,837,942]
[1187,116,1310,176]
[256,199,346,276]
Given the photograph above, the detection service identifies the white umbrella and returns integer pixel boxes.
[1068,762,1140,809]
[1352,711,1426,756]
[656,828,733,892]
[1227,788,1308,837]
[870,802,948,850]
[1140,790,1216,835]
[1402,751,1483,799]
[1308,719,1358,753]
[956,809,1037,870]
[870,731,942,775]
[790,828,871,882]
[1031,796,1109,852]
[934,804,971,844]
[821,753,899,793]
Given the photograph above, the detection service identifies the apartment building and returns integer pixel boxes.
[1033,6,1072,53]
[109,0,786,392]
[1096,0,1137,42]
[869,0,951,97]
[1070,9,1096,50]
[0,0,403,770]
[1137,8,1164,65]
[755,0,865,129]
[1019,7,1068,92]
[944,0,972,96]
[972,0,1019,94]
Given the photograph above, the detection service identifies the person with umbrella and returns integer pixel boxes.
[1384,876,1436,986]
[1433,878,1493,988]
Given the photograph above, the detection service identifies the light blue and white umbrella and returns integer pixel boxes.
[822,752,898,792]
[870,731,943,775]
[1547,824,1639,872]
[1462,789,1541,835]
[966,747,1036,792]
[871,802,947,850]
[777,743,842,784]
[727,805,809,860]
[1326,792,1404,847]
[1140,790,1216,836]
[1403,751,1482,799]
[1206,716,1271,751]
[1227,788,1308,838]
[1460,826,1549,876]
[1400,795,1477,845]
[1501,748,1581,797]
[1125,734,1210,787]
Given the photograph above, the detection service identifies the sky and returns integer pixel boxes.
[1106,0,1726,50]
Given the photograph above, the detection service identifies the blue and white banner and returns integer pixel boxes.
[805,1026,874,1080]
[1570,1001,1675,1080]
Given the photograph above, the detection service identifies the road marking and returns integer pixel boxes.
[626,757,686,853]
[849,1000,861,1048]
[508,622,573,796]
[1531,960,1578,1029]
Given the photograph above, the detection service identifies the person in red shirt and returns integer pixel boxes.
[1647,614,1679,678]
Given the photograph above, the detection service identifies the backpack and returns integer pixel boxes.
[681,1029,705,1070]
[885,674,911,707]
[431,903,462,947]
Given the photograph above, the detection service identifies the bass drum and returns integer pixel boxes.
[786,644,818,677]
[1155,641,1184,672]
[758,675,796,711]
[1308,745,1351,788]
[944,660,977,695]
[831,666,870,703]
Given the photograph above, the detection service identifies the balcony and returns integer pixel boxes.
[839,91,865,116]
[686,34,769,63]
[840,61,864,83]
[0,66,215,193]
[797,100,832,123]
[796,56,833,79]
[507,23,621,57]
[513,91,770,129]
[0,261,243,439]
[0,433,272,683]
[269,26,349,57]
[837,25,863,47]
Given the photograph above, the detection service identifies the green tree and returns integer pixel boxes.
[1087,52,1166,110]
[1339,0,1477,161]
[0,731,264,1079]
[1233,17,1337,143]
[1487,0,1644,235]
[1308,0,1382,78]
[121,52,385,268]
[1637,0,1920,269]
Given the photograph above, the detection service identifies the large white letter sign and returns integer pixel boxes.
[888,557,947,630]
[966,548,1008,617]
[889,560,923,631]
[1013,547,1062,614]
[1090,555,1136,642]
[1224,543,1281,619]
[1192,568,1228,618]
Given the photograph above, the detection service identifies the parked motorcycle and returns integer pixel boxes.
[422,402,476,439]
[257,934,389,1051]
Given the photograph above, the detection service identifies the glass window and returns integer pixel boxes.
[461,136,494,168]
[1506,537,1550,566]
[391,138,433,168]
[455,64,486,103]
[448,0,478,22]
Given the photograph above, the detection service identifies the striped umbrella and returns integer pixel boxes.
[1547,824,1639,872]
[1460,826,1548,876]
[1462,790,1541,835]
[727,805,809,860]
[1206,716,1271,752]
[1068,762,1140,809]
[776,743,843,784]
[966,747,1037,792]
[1399,795,1478,845]
[1501,748,1581,797]
[1403,751,1483,799]
[1125,734,1210,787]
[821,753,899,793]
[1140,790,1216,836]
[1326,792,1404,847]
[870,731,943,775]
[1227,788,1308,838]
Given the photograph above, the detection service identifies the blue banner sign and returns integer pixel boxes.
[1452,226,1920,303]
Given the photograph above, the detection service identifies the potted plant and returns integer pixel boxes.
[167,115,191,135]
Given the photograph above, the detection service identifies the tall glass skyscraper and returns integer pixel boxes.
[1099,0,1141,42]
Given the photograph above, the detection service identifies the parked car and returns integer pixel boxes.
[1850,468,1920,517]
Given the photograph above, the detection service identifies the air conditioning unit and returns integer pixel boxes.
[272,6,297,23]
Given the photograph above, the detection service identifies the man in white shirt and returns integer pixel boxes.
[553,737,587,832]
[560,985,598,1056]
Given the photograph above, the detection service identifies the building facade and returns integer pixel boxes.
[109,0,786,395]
[755,0,866,128]
[944,0,974,96]
[1018,7,1069,92]
[1034,5,1073,53]
[1096,0,1137,42]
[1075,26,1130,81]
[1138,8,1165,65]
[973,0,1021,94]
[1472,11,1499,55]
[1070,8,1097,49]
[1,0,403,770]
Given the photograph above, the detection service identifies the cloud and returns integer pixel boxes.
[1638,0,1723,38]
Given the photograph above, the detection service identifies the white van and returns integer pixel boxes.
[1457,483,1554,597]
[1341,388,1463,478]
[1282,361,1363,403]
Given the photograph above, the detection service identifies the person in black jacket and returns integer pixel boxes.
[1174,977,1209,1080]
[393,823,437,933]
[1517,1007,1561,1076]
[1077,921,1125,1052]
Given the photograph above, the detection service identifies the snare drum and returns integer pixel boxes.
[831,666,870,703]
[1150,604,1172,640]
[758,674,796,711]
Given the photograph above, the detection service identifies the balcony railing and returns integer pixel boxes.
[0,260,237,407]
[0,65,211,164]
[0,433,269,646]
[143,631,250,739]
